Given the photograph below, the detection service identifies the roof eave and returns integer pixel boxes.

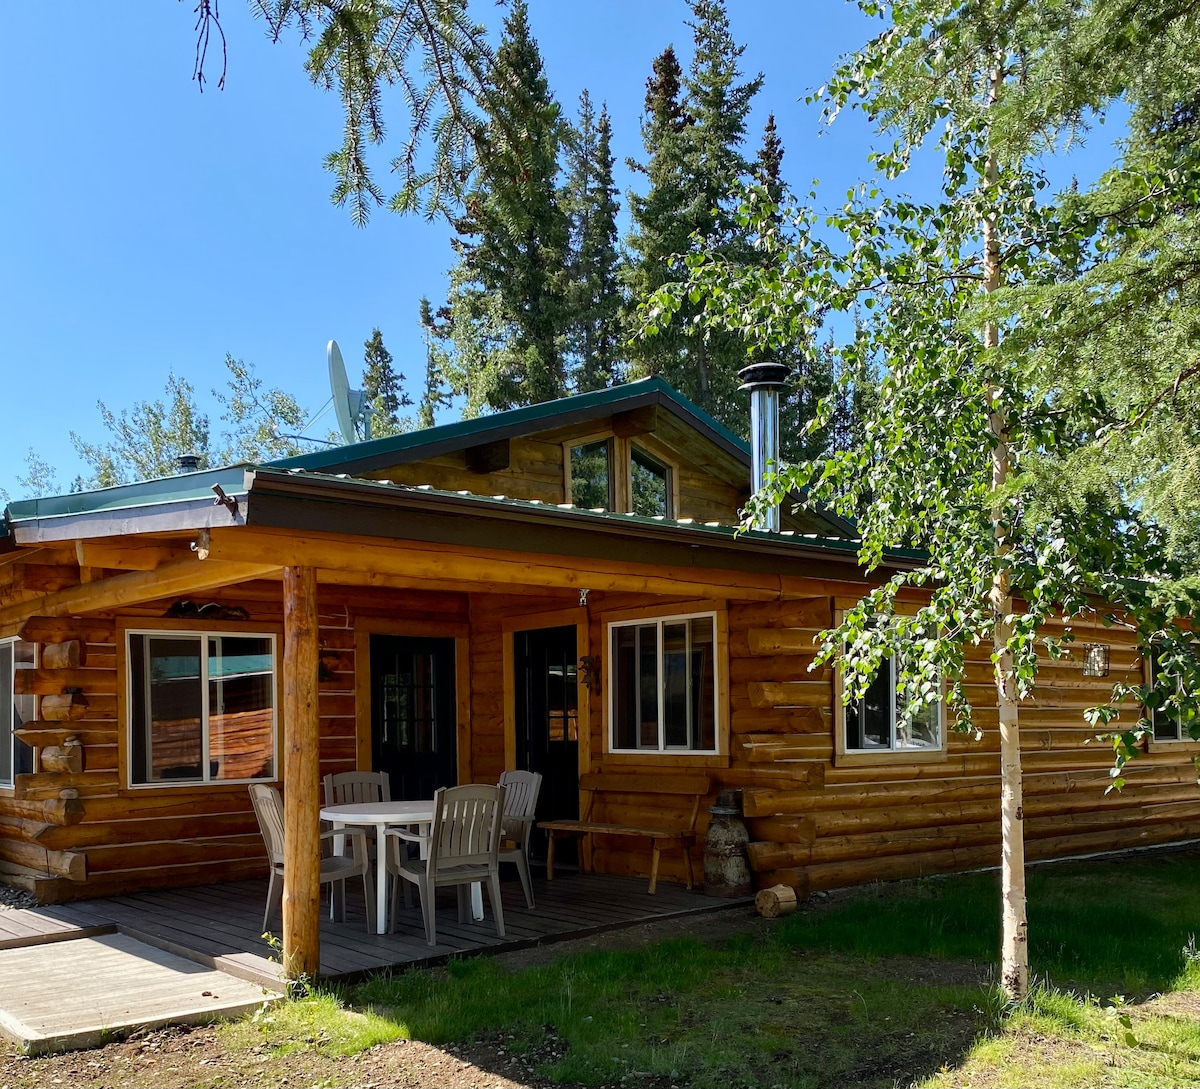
[245,467,921,571]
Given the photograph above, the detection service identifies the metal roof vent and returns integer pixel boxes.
[738,361,790,533]
[176,453,201,474]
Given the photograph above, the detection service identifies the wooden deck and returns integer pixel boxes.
[0,932,279,1055]
[0,871,748,986]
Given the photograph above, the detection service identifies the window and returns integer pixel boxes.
[128,631,277,786]
[840,652,943,755]
[569,440,612,510]
[0,639,36,788]
[1147,643,1198,743]
[631,446,671,518]
[610,613,717,753]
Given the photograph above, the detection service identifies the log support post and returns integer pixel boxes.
[282,565,321,982]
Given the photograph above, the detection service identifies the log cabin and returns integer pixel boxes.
[1,375,1196,975]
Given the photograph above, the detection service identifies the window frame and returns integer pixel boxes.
[564,434,615,512]
[1144,641,1200,751]
[628,442,675,520]
[122,621,281,791]
[605,607,724,758]
[0,638,37,791]
[832,622,948,767]
[562,433,680,518]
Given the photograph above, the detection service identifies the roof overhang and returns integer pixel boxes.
[241,468,918,579]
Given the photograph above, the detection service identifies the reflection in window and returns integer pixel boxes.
[1149,643,1199,742]
[631,447,670,518]
[611,613,717,753]
[130,631,276,785]
[843,651,941,753]
[544,657,578,743]
[379,651,437,753]
[570,440,611,510]
[0,640,36,787]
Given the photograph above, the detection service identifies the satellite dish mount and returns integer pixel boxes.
[327,339,372,444]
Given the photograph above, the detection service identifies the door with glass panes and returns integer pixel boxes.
[369,635,457,800]
[514,625,580,860]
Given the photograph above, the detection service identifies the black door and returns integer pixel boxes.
[514,625,580,859]
[369,635,457,800]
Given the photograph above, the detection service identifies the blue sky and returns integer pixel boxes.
[0,2,1118,499]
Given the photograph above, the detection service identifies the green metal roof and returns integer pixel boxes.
[4,464,250,523]
[2,379,748,529]
[267,376,750,473]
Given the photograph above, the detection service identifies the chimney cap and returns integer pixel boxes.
[176,453,201,474]
[738,361,790,390]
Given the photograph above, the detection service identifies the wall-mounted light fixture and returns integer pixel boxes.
[1083,643,1111,678]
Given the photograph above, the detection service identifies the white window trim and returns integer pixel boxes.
[126,628,279,789]
[1,638,12,789]
[833,636,948,767]
[1145,643,1200,749]
[607,610,720,755]
[1,638,36,790]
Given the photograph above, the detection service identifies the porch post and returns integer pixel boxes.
[282,564,321,980]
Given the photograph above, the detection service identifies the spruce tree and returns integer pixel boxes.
[624,46,694,401]
[561,91,624,393]
[417,297,453,429]
[361,328,410,437]
[753,115,834,465]
[445,0,567,413]
[625,0,763,430]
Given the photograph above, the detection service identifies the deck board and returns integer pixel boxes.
[0,932,279,1055]
[2,872,746,982]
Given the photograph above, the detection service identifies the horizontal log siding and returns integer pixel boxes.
[3,557,1196,904]
[0,580,479,903]
[731,594,1199,896]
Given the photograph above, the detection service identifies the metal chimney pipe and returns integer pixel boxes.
[738,361,790,533]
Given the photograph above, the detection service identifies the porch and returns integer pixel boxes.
[0,870,747,986]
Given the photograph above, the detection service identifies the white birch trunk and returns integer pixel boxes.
[983,65,1029,1001]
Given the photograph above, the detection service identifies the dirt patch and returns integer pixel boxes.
[0,1022,555,1089]
[0,899,979,1089]
[0,909,749,1089]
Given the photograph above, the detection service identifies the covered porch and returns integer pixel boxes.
[0,871,741,985]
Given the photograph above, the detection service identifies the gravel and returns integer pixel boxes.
[0,882,37,911]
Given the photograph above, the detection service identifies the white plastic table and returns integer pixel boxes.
[319,799,483,935]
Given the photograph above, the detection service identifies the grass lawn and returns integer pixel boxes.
[4,848,1200,1087]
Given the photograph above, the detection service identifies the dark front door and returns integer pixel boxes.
[369,635,457,800]
[514,625,580,859]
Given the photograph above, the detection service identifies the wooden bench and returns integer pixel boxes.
[538,772,711,894]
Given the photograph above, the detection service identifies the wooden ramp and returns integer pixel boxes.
[0,931,281,1056]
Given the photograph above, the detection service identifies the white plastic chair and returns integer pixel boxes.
[385,784,506,946]
[323,770,391,806]
[498,770,542,908]
[249,783,375,933]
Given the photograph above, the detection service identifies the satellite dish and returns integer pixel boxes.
[327,339,371,444]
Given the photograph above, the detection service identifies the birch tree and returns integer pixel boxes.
[650,0,1200,1000]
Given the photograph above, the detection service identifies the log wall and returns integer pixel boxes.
[723,594,1200,897]
[2,557,1197,905]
